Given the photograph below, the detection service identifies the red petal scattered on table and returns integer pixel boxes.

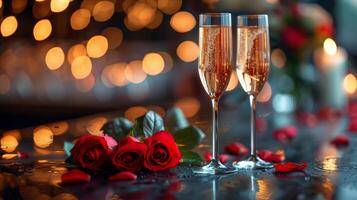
[273,126,298,143]
[296,112,318,127]
[109,171,137,181]
[203,152,230,164]
[17,151,29,159]
[258,150,285,163]
[224,142,248,156]
[219,154,229,164]
[256,118,267,132]
[347,102,357,118]
[330,135,350,147]
[318,108,342,121]
[274,162,308,173]
[61,170,91,185]
[348,118,357,132]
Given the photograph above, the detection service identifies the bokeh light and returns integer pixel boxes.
[0,74,11,95]
[176,41,199,62]
[143,53,165,75]
[1,135,18,153]
[323,38,337,56]
[12,0,27,14]
[45,47,65,70]
[102,62,128,87]
[67,44,87,64]
[86,35,108,58]
[257,82,272,102]
[126,2,156,30]
[33,126,54,148]
[125,106,148,121]
[75,73,96,92]
[226,73,239,91]
[343,73,357,95]
[70,9,91,30]
[47,121,69,135]
[86,117,108,136]
[50,0,70,13]
[146,10,163,29]
[124,60,147,84]
[158,0,182,15]
[0,0,2,9]
[71,56,92,79]
[175,97,201,118]
[170,11,196,33]
[92,1,115,22]
[3,130,21,141]
[158,51,174,73]
[101,27,123,49]
[271,48,287,68]
[33,19,52,41]
[1,16,18,37]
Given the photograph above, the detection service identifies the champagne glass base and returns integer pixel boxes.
[194,160,237,175]
[233,155,273,170]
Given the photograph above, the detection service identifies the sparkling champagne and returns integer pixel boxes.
[198,26,233,100]
[236,26,269,96]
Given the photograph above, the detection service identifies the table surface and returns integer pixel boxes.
[0,108,356,200]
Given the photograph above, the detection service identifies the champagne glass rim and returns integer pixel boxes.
[199,13,231,17]
[237,14,268,19]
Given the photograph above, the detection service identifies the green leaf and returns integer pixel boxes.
[174,126,205,150]
[165,107,189,133]
[180,151,203,165]
[131,111,164,139]
[101,117,133,141]
[64,141,74,157]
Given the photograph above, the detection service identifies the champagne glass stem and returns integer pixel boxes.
[249,95,256,157]
[211,99,219,162]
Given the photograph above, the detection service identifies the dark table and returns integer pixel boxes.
[0,108,355,200]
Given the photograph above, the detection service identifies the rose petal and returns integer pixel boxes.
[258,150,284,163]
[224,142,248,156]
[256,118,267,132]
[61,170,90,185]
[109,171,137,181]
[17,151,29,159]
[102,134,118,150]
[273,126,298,143]
[296,112,318,127]
[318,108,342,121]
[203,152,229,163]
[348,118,357,132]
[219,154,229,164]
[330,135,350,147]
[274,162,308,173]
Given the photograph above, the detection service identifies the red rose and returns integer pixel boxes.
[144,131,182,172]
[71,135,111,172]
[111,136,147,172]
[281,26,307,50]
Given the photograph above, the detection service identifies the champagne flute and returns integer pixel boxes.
[195,13,237,174]
[233,15,273,170]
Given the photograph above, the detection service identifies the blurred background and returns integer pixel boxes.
[0,0,355,130]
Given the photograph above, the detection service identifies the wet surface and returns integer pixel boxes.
[1,110,357,200]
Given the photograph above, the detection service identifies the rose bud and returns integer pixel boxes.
[111,136,147,172]
[330,135,350,147]
[224,142,248,156]
[144,131,182,172]
[71,135,111,172]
